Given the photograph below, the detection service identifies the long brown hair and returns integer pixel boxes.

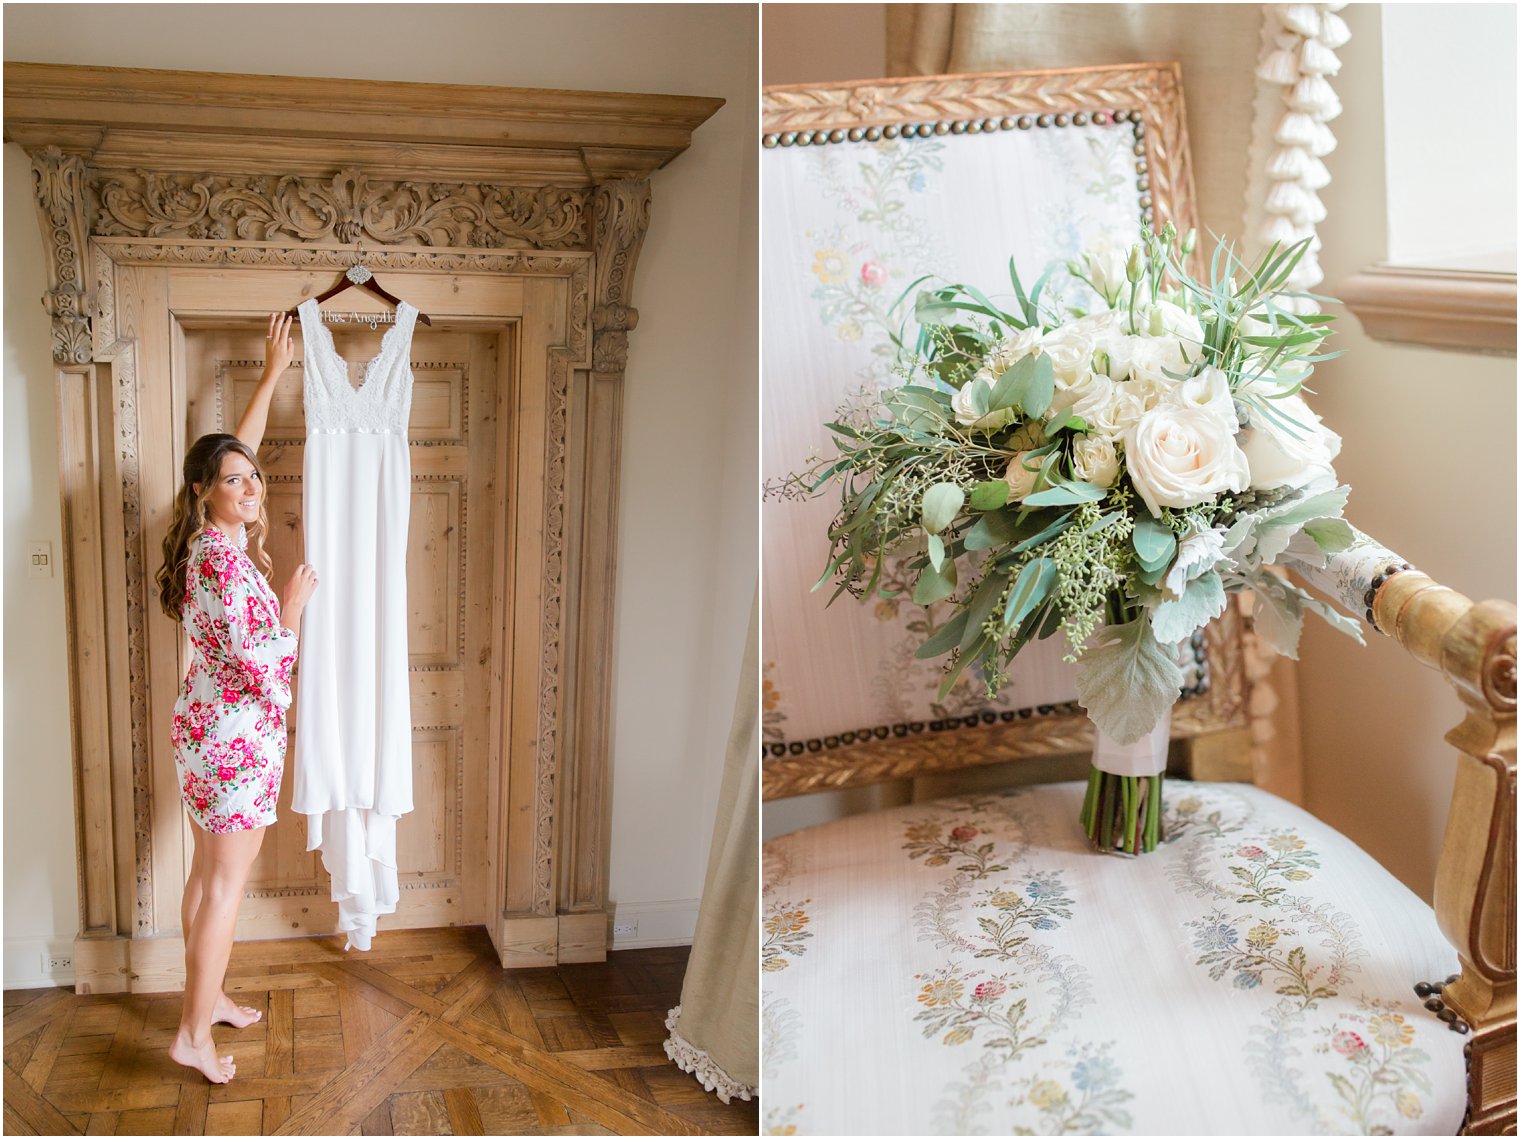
[156,433,274,621]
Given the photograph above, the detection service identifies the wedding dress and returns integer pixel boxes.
[293,299,417,951]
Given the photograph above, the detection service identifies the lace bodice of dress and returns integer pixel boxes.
[298,299,417,435]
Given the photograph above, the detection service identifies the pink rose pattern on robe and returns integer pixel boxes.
[171,525,298,833]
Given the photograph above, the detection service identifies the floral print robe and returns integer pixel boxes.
[172,524,298,833]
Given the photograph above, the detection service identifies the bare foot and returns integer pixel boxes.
[168,1030,236,1084]
[213,993,263,1028]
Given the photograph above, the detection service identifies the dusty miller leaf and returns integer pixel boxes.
[1075,619,1185,745]
[1151,570,1228,645]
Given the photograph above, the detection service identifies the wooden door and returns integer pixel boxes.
[181,317,501,938]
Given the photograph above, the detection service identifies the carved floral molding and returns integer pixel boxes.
[89,167,589,250]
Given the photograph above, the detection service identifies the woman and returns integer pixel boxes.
[155,313,318,1084]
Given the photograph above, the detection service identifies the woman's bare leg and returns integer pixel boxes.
[182,825,262,1029]
[169,824,265,1083]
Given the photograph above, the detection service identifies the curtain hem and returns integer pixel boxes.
[662,1005,755,1105]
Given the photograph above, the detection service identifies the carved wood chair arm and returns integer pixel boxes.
[1372,570,1516,1133]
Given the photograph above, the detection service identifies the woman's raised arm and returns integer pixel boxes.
[234,312,296,452]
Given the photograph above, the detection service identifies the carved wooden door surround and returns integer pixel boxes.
[5,62,721,991]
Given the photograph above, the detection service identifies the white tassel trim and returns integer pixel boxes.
[1301,155,1332,190]
[662,1005,755,1105]
[1279,4,1322,37]
[1267,145,1311,181]
[1257,47,1301,86]
[1300,37,1341,76]
[1307,119,1339,157]
[1288,74,1339,116]
[1318,10,1352,48]
[1275,111,1319,147]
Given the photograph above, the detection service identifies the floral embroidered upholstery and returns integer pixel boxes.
[761,781,1466,1135]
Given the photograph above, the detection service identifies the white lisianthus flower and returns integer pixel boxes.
[1144,299,1206,348]
[1237,389,1342,491]
[1167,366,1238,430]
[1124,404,1251,517]
[1078,244,1131,307]
[1071,434,1120,488]
[1003,451,1043,500]
[1126,336,1192,387]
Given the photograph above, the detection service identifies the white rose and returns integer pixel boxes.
[1124,404,1251,517]
[951,374,994,425]
[1041,324,1098,414]
[1071,434,1120,488]
[1004,451,1043,500]
[986,326,1042,374]
[1167,366,1238,430]
[1074,375,1153,439]
[1237,390,1342,491]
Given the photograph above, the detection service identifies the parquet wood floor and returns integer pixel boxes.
[3,930,757,1136]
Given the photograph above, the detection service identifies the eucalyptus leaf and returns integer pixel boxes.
[921,483,965,534]
[1022,354,1055,419]
[1022,481,1106,507]
[961,571,1010,651]
[915,610,971,659]
[990,355,1035,411]
[1150,570,1227,645]
[969,479,1012,511]
[913,556,959,605]
[927,532,946,572]
[965,508,1023,551]
[1074,619,1185,745]
[1004,557,1057,627]
[1132,516,1177,569]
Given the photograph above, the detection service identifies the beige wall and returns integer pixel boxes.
[758,4,1516,901]
[762,3,887,86]
[2,2,757,984]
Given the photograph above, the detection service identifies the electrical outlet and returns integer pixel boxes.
[46,954,72,971]
[612,920,638,938]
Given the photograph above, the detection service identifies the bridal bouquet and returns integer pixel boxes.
[789,224,1363,853]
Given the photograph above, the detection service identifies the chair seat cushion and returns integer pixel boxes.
[761,780,1467,1135]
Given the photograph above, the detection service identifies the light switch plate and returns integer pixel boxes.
[28,541,53,579]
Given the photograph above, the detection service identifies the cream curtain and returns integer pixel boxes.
[663,593,758,1101]
[886,3,1265,244]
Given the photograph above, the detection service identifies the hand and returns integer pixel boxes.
[283,563,318,613]
[263,312,296,378]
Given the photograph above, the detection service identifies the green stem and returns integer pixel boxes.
[1080,766,1101,831]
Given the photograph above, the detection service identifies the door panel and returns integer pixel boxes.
[182,318,498,937]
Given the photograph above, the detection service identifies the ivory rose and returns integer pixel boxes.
[1071,434,1120,488]
[1041,323,1099,414]
[1237,389,1342,491]
[1003,451,1043,500]
[1124,404,1251,517]
[1069,374,1152,440]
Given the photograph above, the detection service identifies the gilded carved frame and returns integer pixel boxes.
[8,63,720,984]
[761,64,1275,801]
